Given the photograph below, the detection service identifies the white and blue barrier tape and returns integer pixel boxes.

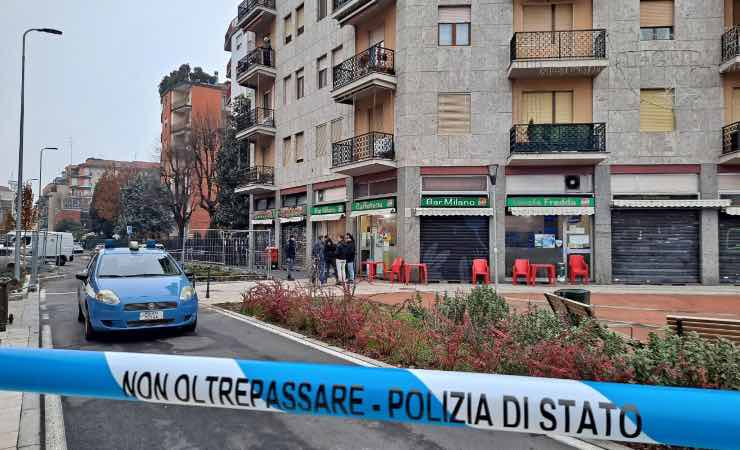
[1,348,739,449]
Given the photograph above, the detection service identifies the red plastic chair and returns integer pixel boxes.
[386,257,405,284]
[471,259,490,284]
[512,259,530,285]
[568,255,590,284]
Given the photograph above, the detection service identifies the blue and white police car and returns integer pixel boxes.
[76,240,198,340]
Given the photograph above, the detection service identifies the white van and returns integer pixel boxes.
[4,231,75,266]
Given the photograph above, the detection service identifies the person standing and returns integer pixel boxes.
[311,235,326,285]
[284,234,296,281]
[335,235,348,285]
[324,236,337,284]
[345,233,356,283]
[262,35,272,66]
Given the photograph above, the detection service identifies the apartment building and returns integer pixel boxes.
[160,80,229,231]
[230,0,740,285]
[0,186,14,230]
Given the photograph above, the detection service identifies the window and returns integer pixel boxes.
[296,68,305,99]
[438,93,471,134]
[521,91,574,124]
[284,14,293,44]
[422,176,488,192]
[331,117,343,143]
[331,46,343,84]
[317,55,328,89]
[295,132,305,163]
[283,76,291,105]
[522,4,573,32]
[640,1,674,40]
[315,123,328,156]
[296,4,305,36]
[317,0,328,21]
[283,136,292,166]
[640,89,675,132]
[438,6,470,46]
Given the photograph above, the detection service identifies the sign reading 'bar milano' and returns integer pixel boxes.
[420,196,489,208]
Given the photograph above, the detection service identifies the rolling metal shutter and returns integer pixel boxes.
[720,213,740,284]
[280,222,306,269]
[611,210,700,284]
[420,216,489,282]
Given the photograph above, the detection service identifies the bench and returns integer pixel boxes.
[666,315,740,344]
[544,293,635,338]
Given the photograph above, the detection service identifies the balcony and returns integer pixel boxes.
[508,29,608,79]
[235,166,277,194]
[721,122,740,164]
[331,0,392,25]
[237,0,276,32]
[508,123,607,166]
[721,26,740,73]
[62,196,92,211]
[331,132,395,176]
[235,107,275,141]
[236,47,276,89]
[332,45,395,104]
[171,97,191,111]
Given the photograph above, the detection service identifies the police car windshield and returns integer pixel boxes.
[97,253,182,278]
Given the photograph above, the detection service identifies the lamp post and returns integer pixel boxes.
[490,165,500,292]
[14,28,63,281]
[30,147,58,289]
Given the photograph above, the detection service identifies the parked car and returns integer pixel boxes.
[73,242,85,254]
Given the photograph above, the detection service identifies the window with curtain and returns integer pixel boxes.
[521,91,573,124]
[315,123,328,156]
[640,1,674,40]
[640,89,675,132]
[296,4,305,36]
[296,68,305,99]
[284,14,293,44]
[283,136,292,166]
[438,6,471,46]
[317,55,328,89]
[317,0,327,21]
[295,132,305,163]
[438,93,471,134]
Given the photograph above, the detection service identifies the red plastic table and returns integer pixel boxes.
[362,261,384,282]
[404,263,428,285]
[529,263,556,285]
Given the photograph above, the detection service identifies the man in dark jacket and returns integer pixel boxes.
[285,235,297,281]
[324,237,337,283]
[344,233,356,283]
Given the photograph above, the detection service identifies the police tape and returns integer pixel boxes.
[1,348,739,450]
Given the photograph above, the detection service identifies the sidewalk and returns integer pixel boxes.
[0,293,41,450]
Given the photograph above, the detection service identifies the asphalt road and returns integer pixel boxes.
[41,258,571,450]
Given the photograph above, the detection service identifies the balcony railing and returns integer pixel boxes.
[238,0,276,22]
[332,132,394,168]
[510,123,606,154]
[172,98,191,110]
[510,29,607,62]
[62,196,92,211]
[722,122,740,155]
[240,165,275,186]
[236,47,275,78]
[236,107,275,133]
[333,45,395,90]
[333,0,362,11]
[722,26,740,63]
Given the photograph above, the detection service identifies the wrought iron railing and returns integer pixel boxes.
[333,0,365,12]
[237,47,275,79]
[510,123,606,154]
[510,29,607,62]
[722,26,740,63]
[333,45,395,90]
[722,122,740,155]
[240,165,275,186]
[332,132,394,168]
[62,196,93,211]
[236,107,275,133]
[238,0,276,23]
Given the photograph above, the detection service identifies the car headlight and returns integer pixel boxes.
[95,290,120,305]
[180,286,195,302]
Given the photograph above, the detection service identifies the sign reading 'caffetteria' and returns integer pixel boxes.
[420,196,489,208]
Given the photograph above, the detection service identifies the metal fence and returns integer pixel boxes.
[182,229,274,278]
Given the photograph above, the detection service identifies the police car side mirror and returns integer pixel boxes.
[184,270,194,279]
[75,271,88,282]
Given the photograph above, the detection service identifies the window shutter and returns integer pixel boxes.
[438,6,471,23]
[295,133,304,162]
[296,6,304,30]
[640,89,675,132]
[284,15,293,36]
[554,91,574,124]
[331,118,343,142]
[316,123,327,156]
[554,4,574,31]
[522,92,553,124]
[733,89,740,123]
[523,5,552,31]
[640,1,674,27]
[438,93,471,134]
[283,137,292,166]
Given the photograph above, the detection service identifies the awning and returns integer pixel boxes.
[415,208,494,217]
[279,216,306,223]
[350,208,396,218]
[509,207,595,216]
[725,207,740,216]
[251,219,273,225]
[612,199,732,208]
[310,213,345,222]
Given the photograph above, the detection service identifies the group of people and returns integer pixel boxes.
[283,233,357,284]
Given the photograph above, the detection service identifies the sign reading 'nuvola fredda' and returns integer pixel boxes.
[351,198,395,211]
[420,196,489,208]
[506,197,595,208]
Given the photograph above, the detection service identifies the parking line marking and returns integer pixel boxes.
[44,292,77,295]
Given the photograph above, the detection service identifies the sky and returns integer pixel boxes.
[0,0,235,198]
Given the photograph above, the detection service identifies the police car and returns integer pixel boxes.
[76,240,198,340]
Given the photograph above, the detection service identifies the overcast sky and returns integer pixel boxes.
[0,0,235,196]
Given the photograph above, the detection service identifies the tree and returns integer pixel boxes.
[89,168,134,237]
[191,111,223,228]
[117,172,174,240]
[54,219,83,241]
[215,111,250,229]
[158,64,218,96]
[20,184,36,230]
[160,143,197,243]
[1,212,15,235]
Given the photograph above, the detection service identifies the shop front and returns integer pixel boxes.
[505,196,595,281]
[351,197,397,277]
[417,196,493,282]
[310,203,346,242]
[251,209,276,256]
[720,206,740,284]
[279,206,307,269]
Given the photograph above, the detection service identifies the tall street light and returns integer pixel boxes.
[14,28,63,281]
[31,147,59,289]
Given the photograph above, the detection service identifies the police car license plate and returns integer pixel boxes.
[139,311,164,321]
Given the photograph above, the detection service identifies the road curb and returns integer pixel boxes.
[42,323,67,450]
[206,304,631,450]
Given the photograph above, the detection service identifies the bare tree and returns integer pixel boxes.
[191,112,223,227]
[159,143,197,243]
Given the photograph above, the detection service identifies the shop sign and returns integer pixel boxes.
[506,197,594,208]
[310,203,345,215]
[254,210,275,220]
[351,198,395,211]
[420,196,489,208]
[279,205,306,218]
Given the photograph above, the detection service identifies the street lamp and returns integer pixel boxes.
[490,165,499,292]
[14,28,63,281]
[31,147,59,288]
